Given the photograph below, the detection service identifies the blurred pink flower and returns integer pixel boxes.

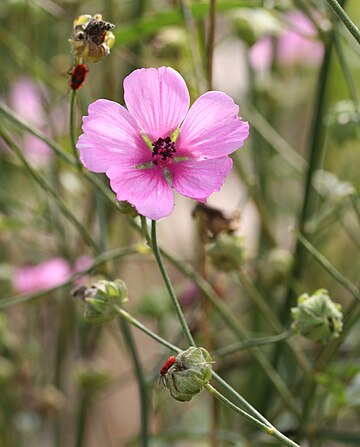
[7,77,53,165]
[77,67,249,220]
[249,11,324,71]
[13,258,72,294]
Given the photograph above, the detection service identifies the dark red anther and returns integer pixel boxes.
[69,64,88,91]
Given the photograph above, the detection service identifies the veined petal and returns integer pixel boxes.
[106,165,174,220]
[169,157,233,199]
[124,67,190,142]
[176,91,249,159]
[77,99,150,173]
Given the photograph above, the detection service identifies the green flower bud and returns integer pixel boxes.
[291,289,343,343]
[207,233,245,272]
[259,248,293,287]
[325,100,360,144]
[74,279,128,324]
[313,170,355,204]
[152,26,188,59]
[163,347,212,402]
[232,8,282,46]
[74,364,112,395]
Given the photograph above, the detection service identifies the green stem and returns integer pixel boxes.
[113,306,284,430]
[118,319,149,447]
[232,155,277,246]
[115,306,181,353]
[75,394,90,447]
[326,0,360,45]
[207,0,217,90]
[205,384,300,447]
[214,330,293,357]
[0,126,99,253]
[295,230,360,302]
[283,22,335,316]
[179,0,205,93]
[333,32,359,103]
[236,271,311,375]
[70,90,81,168]
[150,220,195,347]
[161,250,300,417]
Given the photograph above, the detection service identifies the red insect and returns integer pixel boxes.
[69,64,88,91]
[159,355,177,385]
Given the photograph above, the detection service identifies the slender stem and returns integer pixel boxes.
[75,394,90,447]
[70,90,81,168]
[205,384,300,447]
[283,24,335,316]
[214,330,293,357]
[207,0,217,90]
[161,249,300,417]
[333,32,359,103]
[113,305,287,431]
[0,126,99,253]
[118,319,149,447]
[179,0,205,93]
[150,220,195,347]
[326,0,360,45]
[243,103,307,173]
[114,306,181,353]
[295,230,360,302]
[236,271,311,375]
[232,155,277,246]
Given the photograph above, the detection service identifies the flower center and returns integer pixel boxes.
[151,137,176,167]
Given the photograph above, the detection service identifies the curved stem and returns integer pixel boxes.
[205,384,300,447]
[150,220,195,347]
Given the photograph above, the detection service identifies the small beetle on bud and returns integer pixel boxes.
[160,347,213,402]
[291,289,343,344]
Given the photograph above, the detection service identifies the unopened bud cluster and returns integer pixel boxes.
[163,347,212,402]
[74,279,128,324]
[207,233,245,272]
[291,289,343,343]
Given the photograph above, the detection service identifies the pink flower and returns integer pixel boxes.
[7,77,53,166]
[13,258,72,294]
[249,11,323,71]
[77,67,249,220]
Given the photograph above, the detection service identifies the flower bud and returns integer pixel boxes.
[313,170,355,204]
[163,347,212,402]
[232,8,281,46]
[291,289,343,343]
[74,364,112,394]
[74,279,128,324]
[259,248,293,287]
[325,100,360,144]
[207,233,245,272]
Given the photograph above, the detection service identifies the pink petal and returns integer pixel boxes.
[124,67,190,142]
[249,36,273,72]
[13,258,71,294]
[176,91,249,159]
[106,165,174,220]
[169,157,233,199]
[77,99,150,173]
